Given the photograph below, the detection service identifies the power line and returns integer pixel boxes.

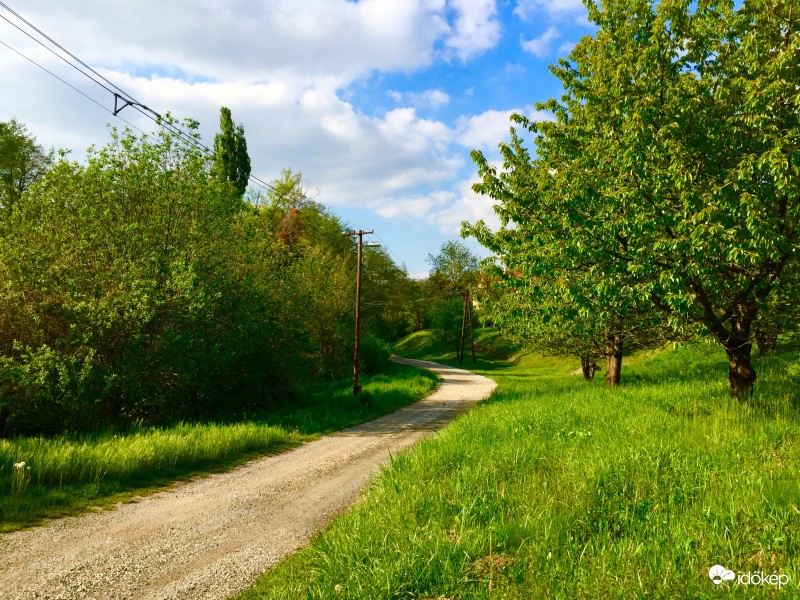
[370,231,410,273]
[0,38,147,136]
[0,2,277,193]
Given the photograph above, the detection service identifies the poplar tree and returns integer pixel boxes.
[212,107,251,198]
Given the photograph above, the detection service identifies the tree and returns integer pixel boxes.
[250,168,357,379]
[361,247,416,341]
[467,0,799,397]
[211,106,251,198]
[426,240,479,297]
[0,119,52,212]
[422,241,481,353]
[0,118,247,432]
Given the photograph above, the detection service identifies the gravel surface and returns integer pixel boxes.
[0,357,496,600]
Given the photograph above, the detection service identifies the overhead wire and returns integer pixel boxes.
[371,231,410,273]
[2,7,420,275]
[0,38,148,136]
[0,1,277,193]
[342,220,415,274]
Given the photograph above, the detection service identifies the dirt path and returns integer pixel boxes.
[0,357,495,600]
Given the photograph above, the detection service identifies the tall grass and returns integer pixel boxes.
[0,361,437,532]
[239,338,799,599]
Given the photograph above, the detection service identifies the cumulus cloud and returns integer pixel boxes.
[444,0,502,60]
[456,109,516,151]
[0,0,539,274]
[428,177,501,235]
[521,26,560,58]
[388,89,451,109]
[514,0,587,21]
[6,0,451,82]
[372,190,454,219]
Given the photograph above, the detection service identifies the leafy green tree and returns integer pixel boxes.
[212,106,251,198]
[0,119,52,212]
[0,117,267,434]
[361,247,416,341]
[251,169,357,379]
[421,241,481,353]
[468,0,799,396]
[426,240,479,298]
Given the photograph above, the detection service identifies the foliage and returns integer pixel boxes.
[361,247,417,341]
[211,106,251,198]
[422,241,481,352]
[426,240,479,298]
[0,118,53,213]
[0,119,408,437]
[427,297,465,352]
[467,0,800,397]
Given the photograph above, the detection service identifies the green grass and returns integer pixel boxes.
[239,333,800,599]
[0,361,438,533]
[393,328,522,365]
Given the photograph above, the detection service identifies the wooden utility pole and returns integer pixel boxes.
[458,290,476,365]
[343,229,376,394]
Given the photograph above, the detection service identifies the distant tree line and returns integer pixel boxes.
[465,0,799,397]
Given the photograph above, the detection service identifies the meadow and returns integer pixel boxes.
[0,361,437,532]
[239,331,799,599]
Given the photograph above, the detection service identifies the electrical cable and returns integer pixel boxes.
[371,232,410,272]
[0,38,148,136]
[0,2,278,193]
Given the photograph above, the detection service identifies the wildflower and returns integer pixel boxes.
[13,461,25,469]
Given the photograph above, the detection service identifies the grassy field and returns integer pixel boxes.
[0,360,437,532]
[239,331,799,599]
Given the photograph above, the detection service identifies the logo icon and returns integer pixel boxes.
[709,565,736,585]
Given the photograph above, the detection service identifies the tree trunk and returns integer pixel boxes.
[726,341,756,398]
[604,332,623,387]
[605,353,622,386]
[720,307,758,398]
[580,354,597,381]
[754,328,778,356]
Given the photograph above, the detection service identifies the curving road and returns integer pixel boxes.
[0,357,495,600]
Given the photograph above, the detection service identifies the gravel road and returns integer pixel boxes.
[0,357,496,600]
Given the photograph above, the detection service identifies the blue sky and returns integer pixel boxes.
[0,0,594,277]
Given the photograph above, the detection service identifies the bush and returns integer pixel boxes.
[359,334,391,374]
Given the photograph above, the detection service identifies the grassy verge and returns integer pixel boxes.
[239,333,799,599]
[0,360,438,533]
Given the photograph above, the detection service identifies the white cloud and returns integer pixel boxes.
[445,0,502,60]
[521,26,560,59]
[4,0,452,83]
[428,177,501,234]
[369,177,498,240]
[456,106,554,152]
[456,109,516,151]
[388,89,451,109]
[372,190,454,219]
[514,0,587,20]
[0,0,531,275]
